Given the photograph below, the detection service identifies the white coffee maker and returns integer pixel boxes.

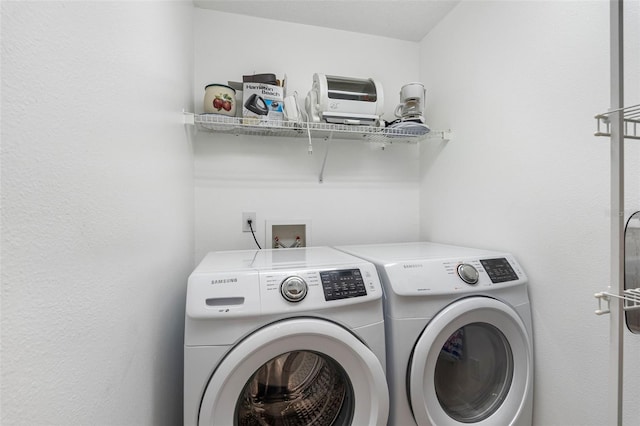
[394,82,426,123]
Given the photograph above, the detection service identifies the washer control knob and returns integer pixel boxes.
[457,263,479,285]
[280,276,308,302]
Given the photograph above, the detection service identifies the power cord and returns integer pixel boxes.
[247,219,262,250]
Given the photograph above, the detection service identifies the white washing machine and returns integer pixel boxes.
[336,242,534,426]
[184,247,389,426]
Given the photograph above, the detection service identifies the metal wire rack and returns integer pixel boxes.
[185,113,451,144]
[594,103,640,140]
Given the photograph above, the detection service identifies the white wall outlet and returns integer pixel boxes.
[242,212,257,232]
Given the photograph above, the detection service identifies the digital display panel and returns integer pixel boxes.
[320,269,367,301]
[479,258,519,283]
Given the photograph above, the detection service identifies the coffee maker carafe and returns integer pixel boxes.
[394,82,426,122]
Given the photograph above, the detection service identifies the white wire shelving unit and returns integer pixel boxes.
[594,103,640,322]
[184,112,451,183]
[184,112,451,145]
[592,2,638,425]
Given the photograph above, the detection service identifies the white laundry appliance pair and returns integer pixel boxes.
[184,242,534,426]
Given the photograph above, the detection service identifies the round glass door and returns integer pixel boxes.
[198,318,388,426]
[408,297,532,426]
[434,323,514,422]
[236,350,354,425]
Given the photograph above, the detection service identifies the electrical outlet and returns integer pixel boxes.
[242,212,256,232]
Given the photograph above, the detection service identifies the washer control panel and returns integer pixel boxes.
[186,248,383,319]
[320,269,367,301]
[257,263,381,315]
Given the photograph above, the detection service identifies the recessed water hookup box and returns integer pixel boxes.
[265,220,311,249]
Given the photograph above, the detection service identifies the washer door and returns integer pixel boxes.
[408,297,532,425]
[198,318,389,426]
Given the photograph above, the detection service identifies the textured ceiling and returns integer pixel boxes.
[193,0,461,42]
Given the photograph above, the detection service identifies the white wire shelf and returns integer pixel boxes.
[594,104,640,140]
[594,287,640,315]
[184,113,451,144]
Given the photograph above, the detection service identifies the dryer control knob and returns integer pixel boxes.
[457,263,479,285]
[280,276,308,302]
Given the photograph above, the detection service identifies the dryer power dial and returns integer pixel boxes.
[280,276,308,302]
[457,263,479,285]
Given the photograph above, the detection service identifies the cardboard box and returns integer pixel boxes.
[242,82,284,124]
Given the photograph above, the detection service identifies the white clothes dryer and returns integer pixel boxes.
[336,242,534,426]
[184,247,389,426]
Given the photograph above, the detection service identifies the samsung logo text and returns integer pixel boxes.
[403,264,423,269]
[211,278,238,285]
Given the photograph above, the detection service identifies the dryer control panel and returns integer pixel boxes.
[479,258,519,283]
[455,258,519,285]
[383,254,527,297]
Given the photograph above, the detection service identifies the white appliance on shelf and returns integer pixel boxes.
[305,73,384,126]
[335,242,534,426]
[184,247,389,426]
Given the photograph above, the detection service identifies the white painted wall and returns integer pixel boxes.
[193,9,422,261]
[1,2,194,425]
[2,2,638,425]
[419,1,640,425]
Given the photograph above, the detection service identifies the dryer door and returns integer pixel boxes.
[408,297,532,425]
[198,318,389,426]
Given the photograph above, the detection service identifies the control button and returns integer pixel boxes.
[280,276,308,302]
[457,263,479,285]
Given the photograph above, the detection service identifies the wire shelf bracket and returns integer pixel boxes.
[594,103,640,140]
[594,287,640,315]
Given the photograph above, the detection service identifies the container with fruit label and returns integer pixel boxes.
[204,84,236,116]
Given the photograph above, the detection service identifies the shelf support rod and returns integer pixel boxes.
[608,1,624,425]
[318,131,333,184]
